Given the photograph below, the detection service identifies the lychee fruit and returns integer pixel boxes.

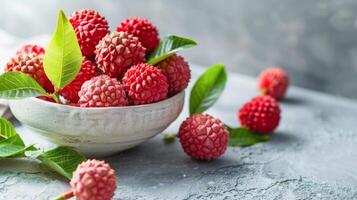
[238,95,281,134]
[156,54,190,95]
[122,63,168,105]
[116,17,159,52]
[16,44,45,56]
[78,75,128,107]
[37,96,56,103]
[68,103,80,107]
[69,9,109,57]
[95,31,146,78]
[60,57,99,103]
[5,53,54,93]
[258,67,289,100]
[179,114,229,160]
[70,159,116,200]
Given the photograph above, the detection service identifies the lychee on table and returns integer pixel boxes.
[1,65,357,199]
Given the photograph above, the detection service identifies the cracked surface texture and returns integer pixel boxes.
[1,66,357,199]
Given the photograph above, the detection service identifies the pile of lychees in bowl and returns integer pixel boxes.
[2,9,197,156]
[9,10,191,106]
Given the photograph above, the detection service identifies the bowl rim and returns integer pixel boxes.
[11,90,185,111]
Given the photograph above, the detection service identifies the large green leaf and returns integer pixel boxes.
[189,64,227,115]
[0,118,17,141]
[0,135,35,158]
[43,10,82,89]
[147,35,197,65]
[38,146,86,179]
[0,72,47,99]
[228,127,271,147]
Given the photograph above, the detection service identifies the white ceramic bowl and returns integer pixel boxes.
[9,92,185,157]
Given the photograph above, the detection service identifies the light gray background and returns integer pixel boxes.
[0,0,357,99]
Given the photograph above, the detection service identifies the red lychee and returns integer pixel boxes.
[16,44,45,56]
[116,17,159,52]
[95,31,146,78]
[69,9,109,57]
[5,53,54,93]
[78,75,128,107]
[122,63,168,105]
[179,114,229,160]
[70,159,116,200]
[258,67,289,100]
[156,54,191,95]
[238,95,281,134]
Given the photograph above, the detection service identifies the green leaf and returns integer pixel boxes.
[38,146,86,179]
[0,72,47,99]
[0,135,35,158]
[0,118,17,141]
[0,133,24,146]
[147,35,197,65]
[0,144,35,158]
[228,127,271,147]
[189,64,227,115]
[43,10,82,89]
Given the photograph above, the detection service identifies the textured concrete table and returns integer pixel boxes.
[1,67,357,200]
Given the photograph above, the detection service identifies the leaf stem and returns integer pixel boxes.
[48,88,62,104]
[53,190,74,200]
[163,133,178,143]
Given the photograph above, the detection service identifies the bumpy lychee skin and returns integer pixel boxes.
[37,96,56,103]
[116,17,159,52]
[5,53,54,93]
[156,54,191,95]
[95,31,146,78]
[78,75,128,107]
[179,114,229,161]
[239,95,281,134]
[69,9,109,57]
[70,159,116,200]
[60,58,99,103]
[122,63,168,105]
[16,44,45,55]
[258,67,289,100]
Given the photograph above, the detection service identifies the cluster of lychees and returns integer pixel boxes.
[177,67,289,161]
[5,9,191,108]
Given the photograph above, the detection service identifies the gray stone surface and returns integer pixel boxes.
[1,66,357,199]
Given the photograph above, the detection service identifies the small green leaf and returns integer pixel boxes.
[0,72,47,99]
[189,64,227,115]
[228,127,271,147]
[0,118,17,141]
[147,35,197,65]
[38,146,86,179]
[43,10,82,89]
[0,135,35,158]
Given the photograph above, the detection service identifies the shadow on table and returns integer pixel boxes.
[270,131,302,147]
[109,138,240,164]
[280,96,306,105]
[106,135,244,185]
